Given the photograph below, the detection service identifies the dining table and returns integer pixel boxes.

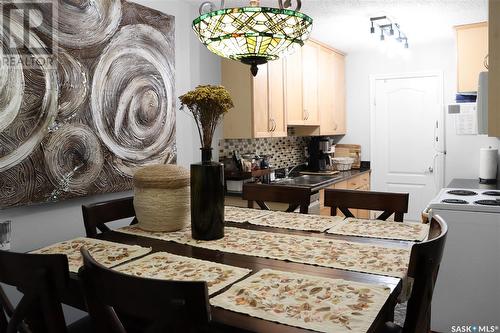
[54,212,417,333]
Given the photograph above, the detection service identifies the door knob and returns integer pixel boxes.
[428,166,434,173]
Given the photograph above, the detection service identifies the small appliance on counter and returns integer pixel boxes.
[479,146,498,184]
[307,137,334,172]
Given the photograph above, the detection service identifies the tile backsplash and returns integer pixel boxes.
[218,137,309,169]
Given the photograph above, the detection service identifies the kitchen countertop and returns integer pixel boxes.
[447,178,500,190]
[297,168,371,192]
[226,168,371,197]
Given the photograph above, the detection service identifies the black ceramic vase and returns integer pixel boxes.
[190,148,224,240]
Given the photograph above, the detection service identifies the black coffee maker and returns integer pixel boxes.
[307,137,331,172]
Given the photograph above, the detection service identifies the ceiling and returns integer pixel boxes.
[198,0,488,53]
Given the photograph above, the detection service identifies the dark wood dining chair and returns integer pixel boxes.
[78,248,211,333]
[324,189,409,221]
[0,250,91,333]
[242,183,312,214]
[82,196,137,237]
[383,215,448,333]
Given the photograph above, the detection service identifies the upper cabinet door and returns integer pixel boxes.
[318,47,336,135]
[268,59,287,137]
[456,22,488,93]
[252,64,272,138]
[332,51,346,134]
[302,43,320,125]
[318,46,346,135]
[284,48,304,125]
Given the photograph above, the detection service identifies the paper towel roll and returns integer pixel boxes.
[479,147,498,183]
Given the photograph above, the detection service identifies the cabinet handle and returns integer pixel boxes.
[333,122,338,130]
[303,109,307,120]
[270,119,276,132]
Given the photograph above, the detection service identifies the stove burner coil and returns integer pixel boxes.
[447,190,478,196]
[483,191,500,197]
[474,200,500,206]
[441,199,469,204]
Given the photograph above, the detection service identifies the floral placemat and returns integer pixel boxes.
[30,237,152,273]
[224,206,273,223]
[117,226,410,278]
[248,211,344,232]
[327,218,430,242]
[114,252,251,295]
[211,269,391,333]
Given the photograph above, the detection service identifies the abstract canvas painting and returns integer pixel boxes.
[0,0,176,208]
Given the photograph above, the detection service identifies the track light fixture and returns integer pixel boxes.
[370,16,408,49]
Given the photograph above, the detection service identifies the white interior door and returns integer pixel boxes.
[371,73,444,221]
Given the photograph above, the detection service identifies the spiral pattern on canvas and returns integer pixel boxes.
[0,157,37,207]
[0,14,58,173]
[91,24,175,175]
[35,0,122,49]
[56,52,88,120]
[43,124,104,192]
[0,32,24,133]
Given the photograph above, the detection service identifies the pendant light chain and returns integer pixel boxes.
[249,0,260,7]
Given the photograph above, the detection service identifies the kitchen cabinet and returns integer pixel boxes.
[290,40,346,136]
[318,47,346,135]
[319,172,371,217]
[222,58,287,139]
[301,42,320,125]
[284,48,305,125]
[489,0,500,136]
[456,22,488,93]
[222,39,346,139]
[285,42,323,127]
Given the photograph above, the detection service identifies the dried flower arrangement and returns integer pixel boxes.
[179,85,234,149]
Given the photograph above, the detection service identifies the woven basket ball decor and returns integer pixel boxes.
[133,164,190,232]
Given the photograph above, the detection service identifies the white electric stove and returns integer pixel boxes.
[427,188,500,331]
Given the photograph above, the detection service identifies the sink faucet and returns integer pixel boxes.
[285,163,306,178]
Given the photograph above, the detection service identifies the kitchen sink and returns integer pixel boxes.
[272,174,341,187]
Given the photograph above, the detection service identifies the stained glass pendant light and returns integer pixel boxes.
[193,0,313,76]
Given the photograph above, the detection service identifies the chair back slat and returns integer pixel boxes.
[403,215,448,333]
[79,249,211,333]
[82,197,137,237]
[242,183,311,214]
[0,251,70,333]
[324,189,409,221]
